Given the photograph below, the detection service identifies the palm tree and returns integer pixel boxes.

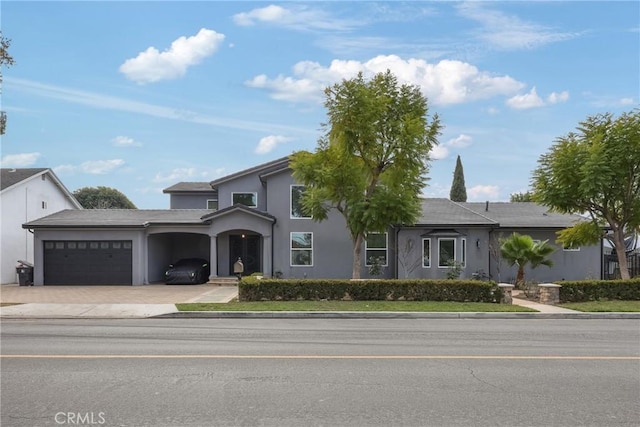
[500,233,555,286]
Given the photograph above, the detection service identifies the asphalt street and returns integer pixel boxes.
[2,318,639,427]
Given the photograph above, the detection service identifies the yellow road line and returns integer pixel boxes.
[1,355,639,360]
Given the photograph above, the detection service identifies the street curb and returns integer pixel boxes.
[154,311,640,320]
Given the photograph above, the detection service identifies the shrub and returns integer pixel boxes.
[239,278,502,303]
[558,279,640,302]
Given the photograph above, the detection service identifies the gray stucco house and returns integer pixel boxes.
[23,157,602,285]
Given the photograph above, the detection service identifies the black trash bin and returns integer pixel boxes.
[16,265,33,286]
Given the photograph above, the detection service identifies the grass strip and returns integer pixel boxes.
[558,300,640,312]
[177,300,536,312]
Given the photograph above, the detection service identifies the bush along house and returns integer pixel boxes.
[23,156,601,285]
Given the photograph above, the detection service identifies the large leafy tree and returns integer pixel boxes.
[532,110,640,279]
[500,233,555,286]
[510,191,533,202]
[73,186,137,209]
[1,31,15,135]
[291,70,442,279]
[449,155,467,202]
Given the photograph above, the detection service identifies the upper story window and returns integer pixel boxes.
[291,185,311,219]
[232,192,257,208]
[206,199,218,210]
[563,244,580,252]
[365,232,388,267]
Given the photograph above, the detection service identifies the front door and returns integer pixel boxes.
[229,234,261,276]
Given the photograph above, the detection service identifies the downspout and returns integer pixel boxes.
[394,226,400,279]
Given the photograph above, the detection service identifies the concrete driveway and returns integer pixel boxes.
[0,283,238,304]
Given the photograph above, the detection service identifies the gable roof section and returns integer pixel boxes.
[1,168,48,191]
[414,198,497,226]
[23,209,213,229]
[1,168,83,209]
[162,182,216,193]
[201,204,276,223]
[209,156,290,188]
[461,202,584,228]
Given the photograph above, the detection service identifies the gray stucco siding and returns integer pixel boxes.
[216,174,267,211]
[170,193,217,209]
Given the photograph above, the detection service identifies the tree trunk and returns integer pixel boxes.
[352,233,364,279]
[612,227,631,280]
[516,265,525,287]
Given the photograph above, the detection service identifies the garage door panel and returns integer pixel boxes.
[44,241,132,285]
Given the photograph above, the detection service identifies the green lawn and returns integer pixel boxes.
[558,300,640,312]
[176,300,536,312]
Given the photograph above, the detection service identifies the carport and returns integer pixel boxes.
[147,232,211,283]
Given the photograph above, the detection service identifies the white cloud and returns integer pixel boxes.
[233,4,357,31]
[0,152,40,167]
[547,91,569,104]
[619,97,635,105]
[468,185,500,201]
[80,159,125,174]
[112,136,142,147]
[254,135,292,154]
[246,55,525,105]
[54,159,125,175]
[153,168,198,183]
[446,134,472,148]
[457,3,579,50]
[506,87,545,109]
[8,77,312,135]
[119,28,225,84]
[429,145,449,160]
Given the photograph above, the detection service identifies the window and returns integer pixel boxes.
[290,185,311,219]
[365,232,388,266]
[291,232,313,266]
[422,238,431,268]
[438,238,456,267]
[67,242,77,249]
[563,244,580,252]
[206,199,218,210]
[461,238,466,268]
[232,192,257,208]
[41,201,47,209]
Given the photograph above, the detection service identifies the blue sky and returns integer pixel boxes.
[2,1,638,209]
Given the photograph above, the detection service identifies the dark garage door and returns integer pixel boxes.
[44,241,132,285]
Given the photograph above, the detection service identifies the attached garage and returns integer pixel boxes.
[44,240,132,285]
[23,209,215,286]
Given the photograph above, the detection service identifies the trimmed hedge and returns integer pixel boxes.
[558,279,640,303]
[239,278,502,303]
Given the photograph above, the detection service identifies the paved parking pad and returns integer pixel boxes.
[0,283,238,304]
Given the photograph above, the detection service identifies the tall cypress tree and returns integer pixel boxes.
[449,155,467,202]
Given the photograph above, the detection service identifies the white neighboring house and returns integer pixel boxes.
[0,168,82,284]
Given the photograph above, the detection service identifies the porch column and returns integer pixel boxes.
[209,234,218,278]
[262,234,272,277]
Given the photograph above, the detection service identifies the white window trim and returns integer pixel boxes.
[422,238,431,268]
[563,246,581,252]
[290,185,311,219]
[365,232,388,267]
[231,192,258,208]
[438,238,457,268]
[290,232,313,267]
[461,238,466,268]
[206,199,218,210]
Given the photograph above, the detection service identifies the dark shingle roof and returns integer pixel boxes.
[1,168,48,191]
[23,209,214,229]
[202,204,276,222]
[162,182,216,193]
[209,156,290,187]
[415,198,497,226]
[461,202,584,228]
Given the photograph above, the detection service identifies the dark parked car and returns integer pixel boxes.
[165,258,210,285]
